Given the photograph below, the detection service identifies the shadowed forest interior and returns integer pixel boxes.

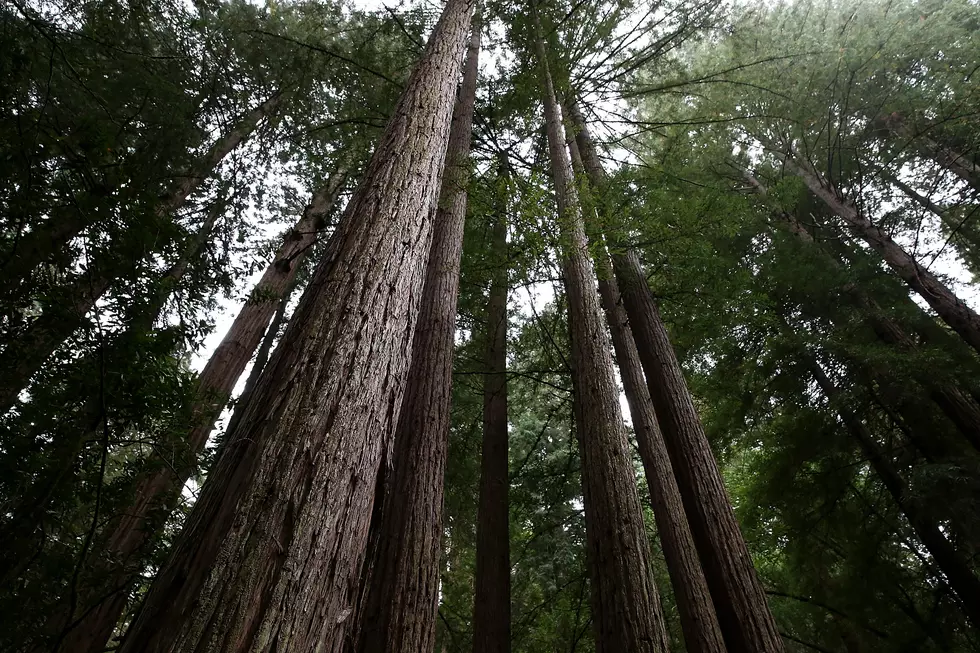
[1,0,979,651]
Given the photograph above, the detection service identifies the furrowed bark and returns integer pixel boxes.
[472,165,511,653]
[597,249,727,653]
[0,95,281,417]
[49,172,345,653]
[352,18,480,653]
[116,1,476,650]
[784,156,980,357]
[573,106,782,653]
[566,127,725,653]
[535,22,670,653]
[804,355,980,627]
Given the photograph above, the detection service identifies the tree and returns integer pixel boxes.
[568,100,783,653]
[472,158,512,653]
[116,0,478,648]
[352,16,481,653]
[44,169,348,653]
[534,14,671,652]
[566,125,726,653]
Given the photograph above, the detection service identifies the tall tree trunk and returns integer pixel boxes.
[535,23,670,653]
[566,128,725,653]
[0,198,229,590]
[804,355,980,627]
[116,1,476,650]
[784,156,980,356]
[352,18,480,653]
[597,249,727,653]
[48,172,346,653]
[571,105,783,653]
[0,95,281,416]
[744,172,980,453]
[472,163,512,653]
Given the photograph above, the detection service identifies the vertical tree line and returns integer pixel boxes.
[2,0,979,652]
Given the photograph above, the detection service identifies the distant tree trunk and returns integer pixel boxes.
[472,165,512,653]
[881,171,980,275]
[47,172,346,653]
[804,355,980,628]
[573,107,782,653]
[535,23,670,653]
[922,139,980,194]
[882,115,980,194]
[0,95,281,416]
[116,1,477,649]
[744,172,980,453]
[784,156,980,357]
[0,198,229,591]
[566,126,725,653]
[352,18,480,653]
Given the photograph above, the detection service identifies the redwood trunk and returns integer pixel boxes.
[574,108,782,653]
[472,169,511,653]
[613,250,783,653]
[806,358,980,627]
[566,126,725,653]
[786,157,980,356]
[50,173,345,653]
[116,2,476,650]
[352,19,480,653]
[536,25,670,653]
[0,96,280,416]
[595,252,727,653]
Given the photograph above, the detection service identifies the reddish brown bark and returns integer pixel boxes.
[116,2,477,650]
[566,124,725,653]
[612,248,784,653]
[785,157,980,357]
[49,173,346,653]
[805,356,980,628]
[535,24,670,653]
[0,95,281,416]
[352,19,480,653]
[573,108,780,653]
[472,167,511,653]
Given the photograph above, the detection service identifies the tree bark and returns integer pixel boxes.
[116,1,476,650]
[352,18,480,653]
[566,125,725,653]
[785,156,980,357]
[0,95,281,416]
[48,172,346,653]
[535,22,670,653]
[597,248,727,653]
[804,356,980,628]
[572,106,782,653]
[472,164,512,653]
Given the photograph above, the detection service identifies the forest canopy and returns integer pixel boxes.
[1,0,978,651]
